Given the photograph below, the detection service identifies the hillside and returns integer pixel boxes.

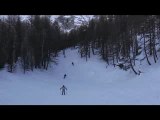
[0,48,160,105]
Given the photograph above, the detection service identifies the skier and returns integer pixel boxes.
[72,62,74,66]
[60,85,67,95]
[64,74,67,79]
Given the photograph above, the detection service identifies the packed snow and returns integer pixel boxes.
[0,48,160,105]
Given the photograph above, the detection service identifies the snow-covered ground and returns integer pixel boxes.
[1,48,160,105]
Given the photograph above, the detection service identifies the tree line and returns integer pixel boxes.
[0,15,70,73]
[1,15,160,75]
[69,15,160,75]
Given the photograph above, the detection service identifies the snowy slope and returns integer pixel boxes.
[54,15,94,32]
[0,15,94,33]
[18,15,94,33]
[1,48,160,105]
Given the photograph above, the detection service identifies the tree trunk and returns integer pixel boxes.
[143,34,151,65]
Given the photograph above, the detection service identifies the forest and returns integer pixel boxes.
[0,15,160,74]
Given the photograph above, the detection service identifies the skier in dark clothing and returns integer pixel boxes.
[72,62,74,66]
[60,85,67,95]
[64,74,67,79]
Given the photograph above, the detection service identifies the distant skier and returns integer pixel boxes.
[64,74,67,79]
[72,62,74,66]
[60,85,67,95]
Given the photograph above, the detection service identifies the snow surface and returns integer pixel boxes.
[1,48,160,105]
